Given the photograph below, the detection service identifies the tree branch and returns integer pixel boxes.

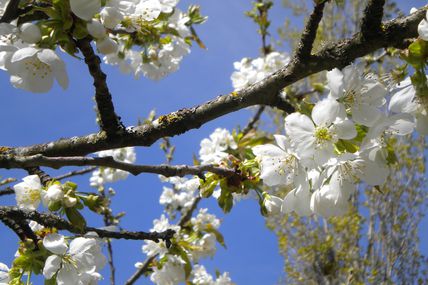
[75,38,125,137]
[0,206,176,242]
[125,197,202,285]
[53,166,97,181]
[0,187,14,197]
[242,106,266,135]
[125,255,157,285]
[3,8,426,158]
[0,0,20,23]
[360,0,386,39]
[0,154,237,178]
[294,0,327,59]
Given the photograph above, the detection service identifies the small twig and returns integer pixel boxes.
[54,166,97,181]
[0,154,237,178]
[178,197,202,227]
[75,38,125,137]
[125,197,202,285]
[124,255,157,285]
[294,0,327,59]
[0,178,16,186]
[242,106,266,135]
[0,206,176,242]
[0,187,14,197]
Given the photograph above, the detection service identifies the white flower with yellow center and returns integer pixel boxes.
[5,47,68,93]
[285,98,357,165]
[13,175,43,211]
[43,233,106,285]
[327,65,387,127]
[253,135,301,186]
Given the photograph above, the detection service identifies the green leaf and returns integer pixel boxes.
[205,224,227,248]
[217,186,233,213]
[65,207,86,231]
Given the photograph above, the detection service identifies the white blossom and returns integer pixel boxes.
[159,0,178,13]
[134,0,162,21]
[214,272,235,285]
[191,208,221,232]
[263,194,283,215]
[90,147,136,187]
[87,21,107,40]
[13,175,43,211]
[96,37,119,55]
[190,233,217,262]
[327,65,387,127]
[43,234,106,285]
[70,0,101,21]
[0,263,9,285]
[150,255,186,285]
[191,265,214,285]
[199,128,237,165]
[41,184,64,207]
[4,47,68,93]
[388,77,428,136]
[285,98,356,165]
[253,135,302,186]
[100,6,124,29]
[142,215,180,258]
[418,10,428,41]
[18,23,41,44]
[231,51,289,90]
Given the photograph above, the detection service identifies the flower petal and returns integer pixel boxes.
[43,233,68,255]
[312,98,346,126]
[333,119,357,140]
[326,68,344,98]
[43,255,62,280]
[351,103,382,127]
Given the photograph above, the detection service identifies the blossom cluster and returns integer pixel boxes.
[231,51,290,90]
[42,233,106,284]
[142,174,235,285]
[252,64,427,218]
[90,147,136,187]
[13,175,78,211]
[0,0,205,93]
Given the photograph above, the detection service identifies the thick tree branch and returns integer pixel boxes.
[294,0,327,59]
[360,0,386,39]
[75,38,125,137]
[0,206,175,242]
[0,154,237,178]
[3,8,426,159]
[0,0,20,23]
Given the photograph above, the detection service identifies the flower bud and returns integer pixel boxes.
[96,37,118,55]
[19,23,41,44]
[100,7,123,29]
[87,20,106,40]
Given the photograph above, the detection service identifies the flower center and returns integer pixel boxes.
[62,254,78,269]
[21,187,40,204]
[338,162,359,183]
[24,59,51,79]
[314,127,332,144]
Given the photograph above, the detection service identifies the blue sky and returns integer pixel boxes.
[0,0,425,284]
